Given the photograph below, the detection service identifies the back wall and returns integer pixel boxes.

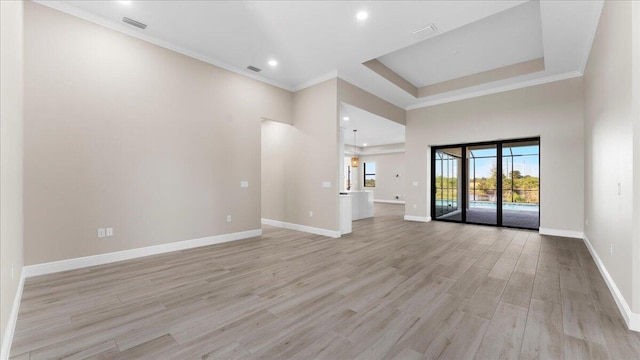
[358,152,406,203]
[405,77,584,234]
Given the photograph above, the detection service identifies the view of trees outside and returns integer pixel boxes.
[436,145,539,205]
[468,147,498,204]
[500,145,539,204]
[500,169,539,203]
[434,176,458,202]
[434,151,459,205]
[364,162,376,187]
[470,162,539,204]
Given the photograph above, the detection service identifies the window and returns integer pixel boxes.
[364,162,376,187]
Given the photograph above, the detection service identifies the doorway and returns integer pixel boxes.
[432,138,540,230]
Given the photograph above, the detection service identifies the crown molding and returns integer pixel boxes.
[406,71,583,111]
[292,71,339,92]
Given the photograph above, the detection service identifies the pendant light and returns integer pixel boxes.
[351,130,359,167]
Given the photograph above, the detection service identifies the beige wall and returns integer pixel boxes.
[23,2,292,265]
[406,78,584,233]
[282,79,340,231]
[262,79,340,232]
[261,120,289,222]
[584,0,637,312]
[337,79,406,126]
[633,0,640,315]
[0,0,25,347]
[357,152,406,202]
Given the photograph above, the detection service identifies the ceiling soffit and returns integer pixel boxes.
[366,1,545,99]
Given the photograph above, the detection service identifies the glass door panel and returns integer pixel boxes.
[467,144,498,225]
[501,141,540,229]
[434,147,463,221]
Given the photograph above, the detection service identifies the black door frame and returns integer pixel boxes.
[431,137,540,230]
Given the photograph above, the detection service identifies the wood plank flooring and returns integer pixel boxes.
[10,204,640,359]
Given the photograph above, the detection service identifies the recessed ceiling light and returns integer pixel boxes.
[343,116,350,121]
[363,143,368,147]
[119,0,132,5]
[268,59,278,67]
[356,11,368,21]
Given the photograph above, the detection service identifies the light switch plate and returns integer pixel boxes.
[413,181,418,187]
[322,181,331,188]
[97,228,106,238]
[241,181,249,188]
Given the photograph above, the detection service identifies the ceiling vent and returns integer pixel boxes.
[412,24,437,37]
[122,17,147,30]
[246,65,262,72]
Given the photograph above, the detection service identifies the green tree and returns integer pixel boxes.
[510,170,523,179]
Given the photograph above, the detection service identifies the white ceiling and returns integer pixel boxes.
[38,0,603,110]
[378,1,544,87]
[340,103,404,148]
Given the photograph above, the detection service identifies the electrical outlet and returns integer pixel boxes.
[97,228,106,238]
[227,215,232,222]
[309,211,313,217]
[412,181,418,187]
[106,228,113,237]
[322,181,331,188]
[240,181,249,188]
[610,243,613,257]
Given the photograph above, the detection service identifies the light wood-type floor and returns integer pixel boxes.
[10,204,640,359]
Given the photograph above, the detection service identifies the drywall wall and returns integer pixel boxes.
[281,79,340,232]
[261,120,289,222]
[633,0,640,315]
[262,77,400,232]
[338,79,406,126]
[406,77,584,233]
[23,2,292,265]
[357,153,406,202]
[584,0,635,312]
[0,0,24,352]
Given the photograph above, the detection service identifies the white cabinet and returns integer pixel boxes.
[339,194,352,235]
[348,191,374,220]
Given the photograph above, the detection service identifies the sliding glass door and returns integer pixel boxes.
[466,144,498,226]
[501,141,540,228]
[432,138,539,230]
[434,147,463,220]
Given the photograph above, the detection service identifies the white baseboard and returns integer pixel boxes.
[1,271,25,360]
[23,229,262,278]
[538,227,584,239]
[404,215,432,222]
[583,235,640,332]
[261,218,341,238]
[374,199,405,204]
